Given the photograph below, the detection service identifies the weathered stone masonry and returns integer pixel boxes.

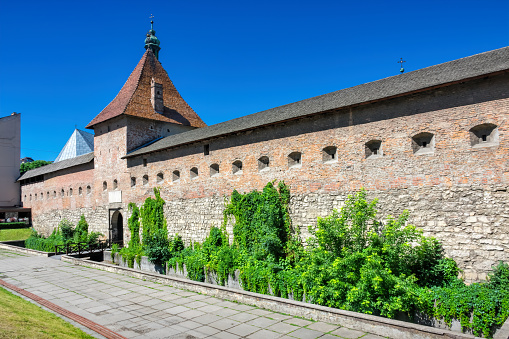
[18,43,509,283]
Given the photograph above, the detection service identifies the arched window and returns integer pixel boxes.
[41,192,44,200]
[156,172,164,183]
[172,170,180,182]
[113,179,118,190]
[365,140,382,159]
[29,194,32,201]
[86,186,91,195]
[190,167,198,179]
[232,160,242,174]
[131,177,136,187]
[53,191,56,198]
[34,193,37,201]
[469,123,498,147]
[288,152,302,168]
[322,146,337,163]
[103,181,107,191]
[61,189,65,197]
[258,156,269,171]
[412,132,435,155]
[79,187,83,196]
[143,175,149,186]
[69,188,73,196]
[210,164,219,177]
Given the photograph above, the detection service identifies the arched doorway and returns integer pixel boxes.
[110,210,123,245]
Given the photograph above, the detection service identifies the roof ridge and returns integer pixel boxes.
[123,46,509,159]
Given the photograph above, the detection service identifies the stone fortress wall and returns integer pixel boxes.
[20,72,509,282]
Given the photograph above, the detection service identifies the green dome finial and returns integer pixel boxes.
[145,19,161,60]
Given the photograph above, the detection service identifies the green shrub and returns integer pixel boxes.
[25,216,101,253]
[0,222,30,229]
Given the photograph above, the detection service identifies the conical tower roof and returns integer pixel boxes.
[54,129,94,162]
[86,49,206,129]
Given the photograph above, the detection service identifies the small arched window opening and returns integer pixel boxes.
[29,194,32,201]
[69,188,73,196]
[172,170,180,182]
[157,172,164,183]
[24,195,27,201]
[210,163,219,177]
[53,191,56,199]
[258,156,269,171]
[365,140,382,159]
[232,160,243,174]
[113,179,118,190]
[41,192,44,200]
[34,194,37,201]
[79,187,83,196]
[288,152,302,168]
[143,175,149,186]
[61,189,65,197]
[190,167,199,179]
[47,192,50,199]
[322,146,338,163]
[131,177,136,187]
[103,181,107,191]
[470,123,498,148]
[87,186,91,195]
[412,132,435,155]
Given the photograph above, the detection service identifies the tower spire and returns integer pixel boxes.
[145,17,161,59]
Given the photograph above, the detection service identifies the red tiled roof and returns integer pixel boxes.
[86,49,206,129]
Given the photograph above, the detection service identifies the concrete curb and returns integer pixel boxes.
[0,242,54,257]
[62,255,478,339]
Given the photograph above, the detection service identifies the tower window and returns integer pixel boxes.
[232,160,243,174]
[210,163,219,176]
[157,172,164,183]
[143,175,149,186]
[322,146,338,163]
[365,140,383,159]
[113,179,118,190]
[131,177,136,187]
[412,132,435,155]
[173,170,180,182]
[288,152,302,168]
[258,156,270,171]
[190,167,199,179]
[103,181,107,191]
[470,123,498,148]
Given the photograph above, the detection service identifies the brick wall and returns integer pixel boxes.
[21,72,509,281]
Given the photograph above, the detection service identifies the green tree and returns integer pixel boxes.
[20,160,52,173]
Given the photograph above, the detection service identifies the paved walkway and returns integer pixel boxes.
[0,249,387,339]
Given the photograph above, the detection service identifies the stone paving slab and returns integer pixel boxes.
[0,249,390,338]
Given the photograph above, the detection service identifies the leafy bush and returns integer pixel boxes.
[25,216,101,252]
[123,182,508,338]
[0,222,30,229]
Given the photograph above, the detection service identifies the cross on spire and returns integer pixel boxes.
[398,58,406,73]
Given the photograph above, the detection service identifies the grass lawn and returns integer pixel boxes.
[0,287,95,339]
[0,228,32,242]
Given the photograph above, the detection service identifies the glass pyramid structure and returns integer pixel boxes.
[54,129,94,162]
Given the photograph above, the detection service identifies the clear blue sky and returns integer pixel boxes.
[1,0,508,161]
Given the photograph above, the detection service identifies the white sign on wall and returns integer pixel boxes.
[108,191,122,203]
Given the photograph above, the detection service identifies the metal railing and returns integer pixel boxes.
[54,239,122,256]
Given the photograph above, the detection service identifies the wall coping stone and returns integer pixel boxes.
[62,255,491,339]
[0,242,54,257]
